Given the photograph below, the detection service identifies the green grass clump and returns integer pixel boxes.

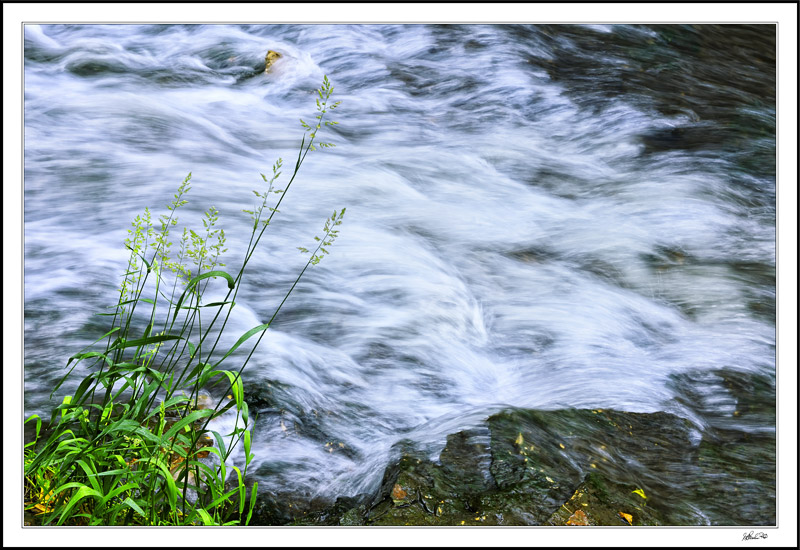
[24,76,343,526]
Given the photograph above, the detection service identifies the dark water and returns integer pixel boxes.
[23,24,776,524]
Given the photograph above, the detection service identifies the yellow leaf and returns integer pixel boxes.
[632,488,647,500]
[619,512,633,525]
[559,443,565,449]
[515,432,524,446]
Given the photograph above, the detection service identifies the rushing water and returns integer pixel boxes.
[23,24,776,524]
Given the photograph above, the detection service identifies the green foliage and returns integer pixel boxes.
[297,208,346,265]
[25,77,344,526]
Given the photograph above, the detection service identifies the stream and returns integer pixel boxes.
[23,23,776,525]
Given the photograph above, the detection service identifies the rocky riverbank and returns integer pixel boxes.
[243,402,773,526]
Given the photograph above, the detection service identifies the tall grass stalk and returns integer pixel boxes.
[24,76,343,526]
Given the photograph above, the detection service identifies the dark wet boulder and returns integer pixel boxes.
[248,488,337,526]
[546,472,662,526]
[484,408,695,525]
[285,408,699,526]
[254,405,772,526]
[639,125,731,153]
[284,494,368,526]
[66,58,128,77]
[669,367,776,525]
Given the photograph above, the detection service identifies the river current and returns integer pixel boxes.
[23,24,776,524]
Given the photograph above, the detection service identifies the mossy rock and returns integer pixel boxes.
[252,406,773,526]
[546,472,662,526]
[300,408,698,526]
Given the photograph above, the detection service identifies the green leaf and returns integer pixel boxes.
[96,468,136,477]
[162,408,215,441]
[139,457,178,512]
[24,415,42,447]
[234,466,245,515]
[56,485,104,525]
[109,333,182,352]
[210,430,228,465]
[211,323,270,369]
[204,486,239,511]
[121,497,146,518]
[133,425,163,445]
[143,394,190,422]
[100,419,142,437]
[215,370,244,411]
[69,375,96,408]
[196,508,215,526]
[244,429,252,464]
[67,350,113,367]
[100,482,140,507]
[75,459,101,493]
[172,270,236,322]
[295,135,305,171]
[246,481,259,525]
[201,301,235,308]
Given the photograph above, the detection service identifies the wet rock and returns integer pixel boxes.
[244,379,362,465]
[289,408,699,526]
[507,246,555,264]
[670,367,776,524]
[249,490,308,526]
[242,378,287,413]
[667,368,775,525]
[249,488,348,526]
[490,409,696,485]
[66,59,128,77]
[639,125,735,154]
[547,472,662,526]
[264,50,282,72]
[249,405,773,526]
[694,428,775,525]
[211,49,285,84]
[365,447,494,526]
[290,495,369,526]
[480,408,692,525]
